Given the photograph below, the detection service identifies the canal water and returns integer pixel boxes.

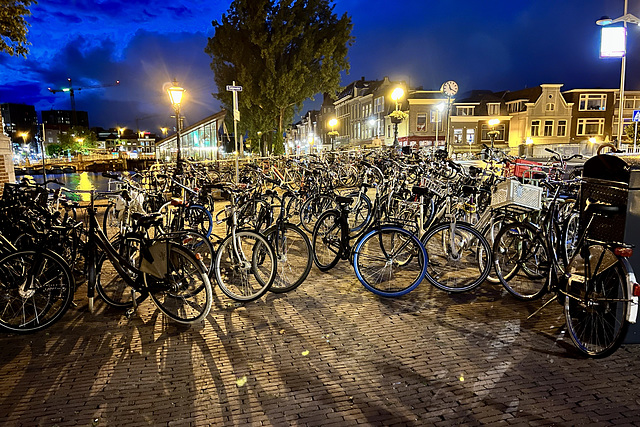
[19,172,123,202]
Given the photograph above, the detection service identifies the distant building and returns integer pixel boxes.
[0,103,39,150]
[156,110,226,161]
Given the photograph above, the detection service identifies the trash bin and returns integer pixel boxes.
[581,154,640,343]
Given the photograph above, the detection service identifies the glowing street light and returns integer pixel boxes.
[487,119,501,149]
[167,79,185,168]
[391,87,404,110]
[390,87,405,149]
[328,118,338,151]
[597,1,640,148]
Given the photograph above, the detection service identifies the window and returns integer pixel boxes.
[374,96,385,113]
[544,120,553,136]
[466,129,475,144]
[531,120,541,136]
[624,95,640,110]
[456,106,475,116]
[453,128,463,144]
[481,124,505,141]
[557,120,567,137]
[417,114,427,132]
[546,103,555,111]
[387,125,391,138]
[579,94,607,111]
[487,103,500,115]
[577,118,604,135]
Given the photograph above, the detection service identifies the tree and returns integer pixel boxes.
[45,143,62,157]
[205,0,353,153]
[57,126,98,154]
[0,0,36,57]
[626,123,640,143]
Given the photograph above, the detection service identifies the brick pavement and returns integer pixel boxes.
[1,257,640,426]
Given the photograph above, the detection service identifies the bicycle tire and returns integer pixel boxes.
[300,194,336,234]
[103,201,124,241]
[214,230,276,302]
[263,223,312,293]
[564,245,630,357]
[353,225,428,297]
[492,221,548,300]
[346,191,372,234]
[421,221,491,293]
[311,210,343,272]
[96,236,149,308]
[0,250,74,333]
[146,243,212,323]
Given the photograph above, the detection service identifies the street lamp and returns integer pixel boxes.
[596,1,640,149]
[167,79,185,168]
[487,118,500,149]
[390,87,405,149]
[328,118,338,151]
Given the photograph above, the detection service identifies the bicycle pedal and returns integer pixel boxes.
[125,308,136,318]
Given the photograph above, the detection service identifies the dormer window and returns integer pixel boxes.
[487,103,500,115]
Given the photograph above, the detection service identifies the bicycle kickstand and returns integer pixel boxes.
[125,289,139,319]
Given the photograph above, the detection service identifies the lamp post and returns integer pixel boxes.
[167,79,185,170]
[391,87,405,149]
[328,118,338,151]
[19,132,29,166]
[487,118,500,149]
[596,1,640,149]
[433,104,444,148]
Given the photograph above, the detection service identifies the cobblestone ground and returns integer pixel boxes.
[1,257,640,426]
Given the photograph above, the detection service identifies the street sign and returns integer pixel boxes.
[226,85,243,92]
[633,110,640,122]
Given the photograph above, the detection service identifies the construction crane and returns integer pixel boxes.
[48,78,120,126]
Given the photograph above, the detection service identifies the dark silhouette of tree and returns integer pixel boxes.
[0,0,36,57]
[205,0,353,155]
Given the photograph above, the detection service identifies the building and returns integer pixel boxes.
[504,84,573,157]
[95,128,157,158]
[561,88,616,156]
[156,110,226,161]
[401,90,450,150]
[0,103,39,150]
[449,90,511,154]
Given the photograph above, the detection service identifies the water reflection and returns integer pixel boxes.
[20,172,113,202]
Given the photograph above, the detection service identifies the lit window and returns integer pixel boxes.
[481,124,505,141]
[487,103,500,115]
[417,114,427,132]
[544,120,553,136]
[456,106,475,116]
[466,129,475,144]
[546,103,555,111]
[531,120,541,137]
[557,120,567,137]
[454,129,463,144]
[577,118,604,135]
[579,94,606,111]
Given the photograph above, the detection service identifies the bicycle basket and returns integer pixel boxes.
[490,178,542,213]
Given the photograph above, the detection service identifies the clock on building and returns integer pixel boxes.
[441,80,458,97]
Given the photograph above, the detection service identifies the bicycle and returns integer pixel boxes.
[492,179,639,357]
[72,187,213,324]
[312,185,428,298]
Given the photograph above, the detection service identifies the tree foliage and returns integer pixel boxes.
[626,123,640,142]
[0,0,36,57]
[57,126,98,154]
[205,0,353,153]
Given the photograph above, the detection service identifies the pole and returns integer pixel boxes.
[435,109,439,148]
[635,121,638,152]
[175,105,182,171]
[232,80,240,185]
[617,0,629,150]
[445,97,451,154]
[41,123,47,181]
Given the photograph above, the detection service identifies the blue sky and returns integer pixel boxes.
[0,0,636,132]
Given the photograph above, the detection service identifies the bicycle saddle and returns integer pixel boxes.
[335,195,353,205]
[131,212,162,228]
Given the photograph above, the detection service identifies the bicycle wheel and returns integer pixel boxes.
[96,236,149,308]
[103,201,125,241]
[353,226,427,297]
[146,243,212,323]
[214,230,276,302]
[346,192,372,234]
[172,230,215,277]
[564,245,630,357]
[184,204,213,238]
[0,250,74,333]
[311,210,343,271]
[479,214,514,284]
[492,222,548,300]
[300,194,336,233]
[263,223,312,293]
[421,222,491,293]
[561,211,580,266]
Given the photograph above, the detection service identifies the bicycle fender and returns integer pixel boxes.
[619,256,639,324]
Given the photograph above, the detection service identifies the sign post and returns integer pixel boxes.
[632,110,640,153]
[226,82,243,184]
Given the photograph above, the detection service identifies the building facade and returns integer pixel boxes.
[156,110,226,161]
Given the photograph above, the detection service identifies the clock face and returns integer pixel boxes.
[442,80,458,96]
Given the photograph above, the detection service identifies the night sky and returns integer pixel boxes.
[0,0,636,133]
